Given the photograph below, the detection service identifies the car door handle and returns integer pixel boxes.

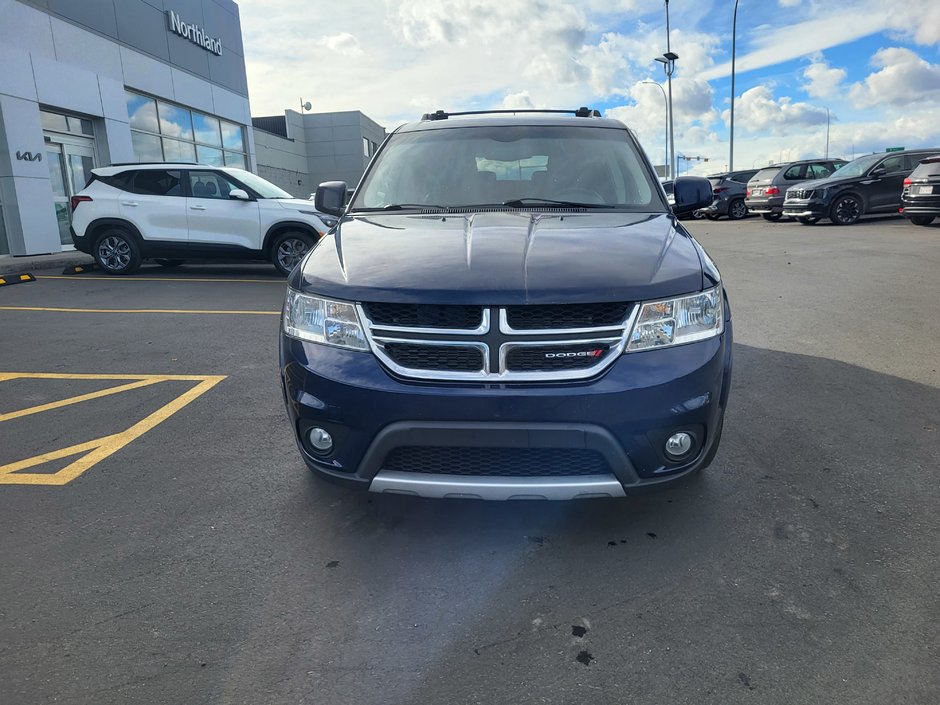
[190,205,207,210]
[121,201,139,207]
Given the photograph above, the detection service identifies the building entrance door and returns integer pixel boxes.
[45,136,97,249]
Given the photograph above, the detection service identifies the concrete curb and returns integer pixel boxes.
[0,252,95,276]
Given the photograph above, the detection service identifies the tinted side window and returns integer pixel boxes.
[783,165,804,180]
[806,164,834,179]
[131,170,183,196]
[879,156,905,173]
[98,171,135,191]
[188,170,240,200]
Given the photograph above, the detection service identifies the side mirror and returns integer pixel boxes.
[870,165,887,177]
[229,188,251,201]
[672,176,713,217]
[315,181,348,216]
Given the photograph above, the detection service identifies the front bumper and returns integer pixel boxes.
[782,199,827,218]
[280,324,733,500]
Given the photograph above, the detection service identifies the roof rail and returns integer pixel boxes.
[105,162,202,167]
[420,107,602,121]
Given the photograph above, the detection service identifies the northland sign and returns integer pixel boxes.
[166,10,222,56]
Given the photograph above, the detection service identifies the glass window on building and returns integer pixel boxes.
[41,111,95,137]
[126,91,248,168]
[196,145,225,166]
[362,137,370,157]
[193,113,222,147]
[220,120,244,151]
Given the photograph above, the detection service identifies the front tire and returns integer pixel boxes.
[797,216,820,225]
[727,198,748,220]
[271,231,316,276]
[830,194,862,225]
[909,215,935,226]
[762,213,782,222]
[93,228,142,275]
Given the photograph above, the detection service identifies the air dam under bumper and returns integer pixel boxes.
[280,324,732,500]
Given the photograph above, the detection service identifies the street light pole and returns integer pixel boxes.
[825,106,830,159]
[729,0,739,172]
[665,0,676,181]
[641,80,669,178]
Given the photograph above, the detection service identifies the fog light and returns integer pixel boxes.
[308,427,333,453]
[664,432,693,459]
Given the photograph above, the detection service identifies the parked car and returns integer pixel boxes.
[696,169,759,220]
[662,179,713,220]
[900,154,940,226]
[745,159,846,221]
[782,149,940,225]
[70,163,333,275]
[280,108,730,501]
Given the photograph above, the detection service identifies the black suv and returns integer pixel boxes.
[782,149,940,225]
[900,154,940,226]
[279,109,731,501]
[697,170,759,220]
[745,159,846,221]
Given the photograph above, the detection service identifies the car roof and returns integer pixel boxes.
[395,113,629,133]
[92,163,226,176]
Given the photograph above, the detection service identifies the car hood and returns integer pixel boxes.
[293,211,705,304]
[274,198,319,209]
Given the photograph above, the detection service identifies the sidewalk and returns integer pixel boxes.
[0,250,94,275]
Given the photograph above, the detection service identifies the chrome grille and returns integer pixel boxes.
[788,188,813,200]
[360,303,636,382]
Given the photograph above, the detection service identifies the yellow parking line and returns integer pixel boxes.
[0,306,279,315]
[0,378,163,422]
[0,373,226,485]
[38,275,285,284]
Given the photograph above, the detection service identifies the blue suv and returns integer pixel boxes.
[280,108,731,500]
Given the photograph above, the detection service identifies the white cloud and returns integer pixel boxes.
[849,47,940,108]
[322,33,363,57]
[802,60,847,99]
[701,0,940,81]
[722,86,828,134]
[500,91,535,110]
[778,0,801,6]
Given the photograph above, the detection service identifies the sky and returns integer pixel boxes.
[237,0,940,176]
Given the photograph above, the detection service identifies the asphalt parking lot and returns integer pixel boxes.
[1,216,938,705]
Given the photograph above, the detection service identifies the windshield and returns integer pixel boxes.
[829,153,883,179]
[351,125,663,211]
[222,168,293,199]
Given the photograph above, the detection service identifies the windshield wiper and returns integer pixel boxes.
[502,198,614,209]
[353,203,446,212]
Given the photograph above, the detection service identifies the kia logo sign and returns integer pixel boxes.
[16,151,42,162]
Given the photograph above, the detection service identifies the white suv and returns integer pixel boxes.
[70,163,335,275]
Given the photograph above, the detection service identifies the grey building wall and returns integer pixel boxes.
[254,110,312,197]
[0,0,253,256]
[253,110,386,198]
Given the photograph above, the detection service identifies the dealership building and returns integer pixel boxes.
[0,0,389,259]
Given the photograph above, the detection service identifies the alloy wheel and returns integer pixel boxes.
[98,236,131,271]
[277,237,309,271]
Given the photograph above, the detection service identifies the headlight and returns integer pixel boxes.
[283,290,368,350]
[627,285,723,351]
